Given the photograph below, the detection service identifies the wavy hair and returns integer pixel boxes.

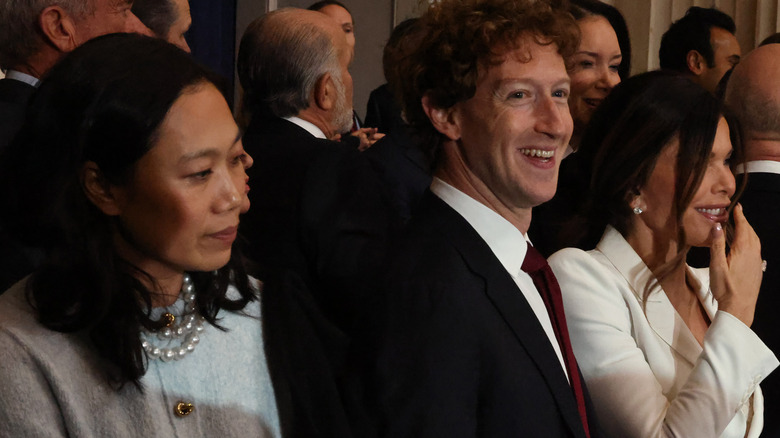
[575,71,743,298]
[394,0,579,164]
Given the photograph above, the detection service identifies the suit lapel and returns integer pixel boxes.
[425,193,586,437]
[596,227,702,367]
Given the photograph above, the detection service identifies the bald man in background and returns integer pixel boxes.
[724,43,780,437]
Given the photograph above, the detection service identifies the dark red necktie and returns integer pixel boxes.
[522,243,591,438]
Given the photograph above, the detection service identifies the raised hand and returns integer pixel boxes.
[709,203,763,326]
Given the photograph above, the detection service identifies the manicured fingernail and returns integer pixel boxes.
[715,223,722,231]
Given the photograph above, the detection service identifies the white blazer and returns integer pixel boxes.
[549,226,779,438]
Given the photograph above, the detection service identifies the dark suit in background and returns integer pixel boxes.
[368,192,597,437]
[241,115,394,334]
[365,84,403,137]
[363,84,432,223]
[737,172,780,437]
[0,78,39,292]
[0,78,35,153]
[363,133,431,224]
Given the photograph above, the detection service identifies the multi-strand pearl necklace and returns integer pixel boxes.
[141,273,206,362]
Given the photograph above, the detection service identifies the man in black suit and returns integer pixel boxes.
[367,0,598,436]
[0,0,151,292]
[236,8,393,334]
[725,43,780,437]
[363,18,431,224]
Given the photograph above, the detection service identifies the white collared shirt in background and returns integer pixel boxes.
[284,116,327,139]
[4,70,41,88]
[734,160,780,175]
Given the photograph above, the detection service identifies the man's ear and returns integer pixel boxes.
[686,50,707,75]
[38,5,79,53]
[80,162,122,216]
[313,72,336,111]
[422,94,460,141]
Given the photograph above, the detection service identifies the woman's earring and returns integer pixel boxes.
[633,206,643,215]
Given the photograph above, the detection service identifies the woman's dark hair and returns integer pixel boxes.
[0,33,255,389]
[570,0,632,79]
[576,71,743,290]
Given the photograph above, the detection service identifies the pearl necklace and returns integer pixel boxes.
[141,274,206,362]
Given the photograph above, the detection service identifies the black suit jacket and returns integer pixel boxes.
[363,84,433,223]
[262,269,372,438]
[737,172,780,437]
[0,78,39,292]
[241,116,394,334]
[363,133,431,224]
[364,84,404,136]
[369,191,598,437]
[0,78,35,154]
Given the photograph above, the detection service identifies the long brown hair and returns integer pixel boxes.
[577,70,744,302]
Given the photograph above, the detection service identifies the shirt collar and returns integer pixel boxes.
[4,70,41,88]
[284,116,327,139]
[430,177,530,277]
[734,160,780,175]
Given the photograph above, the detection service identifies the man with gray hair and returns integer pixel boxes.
[132,0,192,52]
[0,0,151,152]
[725,43,780,437]
[237,8,393,334]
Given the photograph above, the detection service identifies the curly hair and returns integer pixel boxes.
[394,0,579,163]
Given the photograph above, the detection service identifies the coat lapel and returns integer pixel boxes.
[426,194,587,437]
[596,227,703,367]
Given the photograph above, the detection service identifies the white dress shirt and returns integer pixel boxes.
[430,177,569,380]
[734,160,780,175]
[4,70,41,88]
[284,116,327,139]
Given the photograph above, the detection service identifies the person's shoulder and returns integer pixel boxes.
[549,246,602,273]
[0,279,86,366]
[383,207,486,305]
[0,278,36,328]
[549,246,627,300]
[0,78,36,102]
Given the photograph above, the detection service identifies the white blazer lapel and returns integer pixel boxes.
[596,227,702,366]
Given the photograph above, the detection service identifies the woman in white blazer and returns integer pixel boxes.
[549,71,779,438]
